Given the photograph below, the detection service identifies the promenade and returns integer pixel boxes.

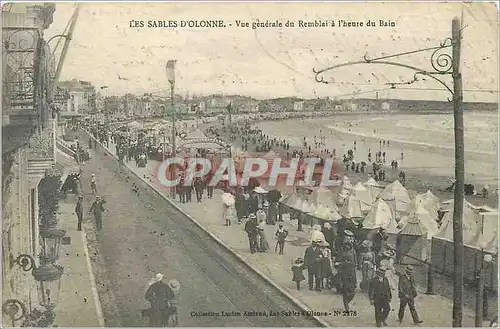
[99,137,485,327]
[51,152,104,327]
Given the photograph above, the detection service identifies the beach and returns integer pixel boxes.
[257,112,498,191]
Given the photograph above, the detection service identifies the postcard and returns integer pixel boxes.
[1,2,498,328]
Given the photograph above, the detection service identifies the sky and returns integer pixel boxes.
[43,2,499,102]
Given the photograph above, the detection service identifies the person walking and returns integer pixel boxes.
[304,240,322,291]
[167,279,181,326]
[194,177,204,202]
[397,265,423,325]
[75,195,84,231]
[257,218,270,252]
[144,273,175,327]
[275,224,288,255]
[90,173,98,195]
[368,268,392,327]
[89,196,106,231]
[244,214,259,254]
[339,257,357,311]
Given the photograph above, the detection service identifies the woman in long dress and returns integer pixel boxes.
[258,219,270,252]
[379,250,397,290]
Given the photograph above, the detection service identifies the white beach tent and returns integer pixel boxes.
[291,197,304,211]
[472,210,498,253]
[399,205,439,239]
[440,198,477,212]
[352,182,372,211]
[340,194,364,219]
[411,189,441,219]
[363,177,384,203]
[313,205,342,222]
[380,180,411,214]
[364,199,400,234]
[435,201,480,245]
[309,186,338,211]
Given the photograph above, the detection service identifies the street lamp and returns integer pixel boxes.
[313,17,464,326]
[7,254,64,325]
[39,227,66,263]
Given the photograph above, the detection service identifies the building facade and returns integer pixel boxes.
[2,3,60,327]
[57,79,96,114]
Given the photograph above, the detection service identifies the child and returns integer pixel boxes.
[291,257,305,290]
[168,279,181,326]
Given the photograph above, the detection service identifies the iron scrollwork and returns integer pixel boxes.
[10,253,36,271]
[2,28,40,107]
[430,37,453,74]
[2,299,28,324]
[312,37,454,97]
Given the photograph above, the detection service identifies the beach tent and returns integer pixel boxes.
[439,198,477,212]
[352,182,372,210]
[399,206,439,239]
[363,199,399,234]
[363,178,384,202]
[472,211,498,253]
[339,194,364,219]
[432,208,498,291]
[435,200,480,245]
[396,215,430,264]
[309,186,338,210]
[380,180,411,214]
[411,189,441,219]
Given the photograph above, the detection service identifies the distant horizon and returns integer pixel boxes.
[94,89,499,105]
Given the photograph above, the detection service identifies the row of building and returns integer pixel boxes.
[53,85,393,119]
[2,3,63,328]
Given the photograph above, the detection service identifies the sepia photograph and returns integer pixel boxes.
[1,1,498,327]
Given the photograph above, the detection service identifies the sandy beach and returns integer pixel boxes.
[257,112,498,191]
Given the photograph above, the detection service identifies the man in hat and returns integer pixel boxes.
[368,268,392,327]
[275,223,288,255]
[167,279,181,326]
[244,214,259,254]
[89,196,106,231]
[144,273,175,326]
[75,195,84,231]
[397,265,423,325]
[304,240,322,291]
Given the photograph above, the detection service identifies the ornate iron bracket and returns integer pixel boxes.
[313,37,454,101]
[2,299,28,325]
[9,253,36,271]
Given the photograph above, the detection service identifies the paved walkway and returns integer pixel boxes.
[52,152,103,327]
[99,137,483,327]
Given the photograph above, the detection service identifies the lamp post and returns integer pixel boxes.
[5,254,64,326]
[313,17,464,326]
[166,60,177,198]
